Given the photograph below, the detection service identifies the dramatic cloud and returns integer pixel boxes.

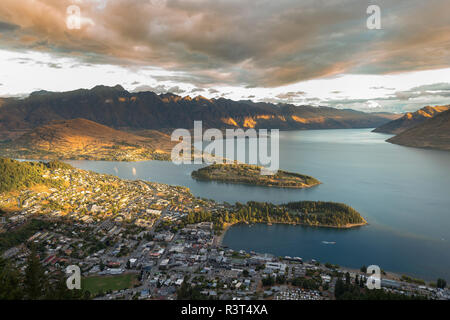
[394,83,450,100]
[1,0,449,88]
[322,81,450,113]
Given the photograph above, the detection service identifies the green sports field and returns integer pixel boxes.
[81,273,138,295]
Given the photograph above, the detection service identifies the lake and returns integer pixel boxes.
[67,129,450,280]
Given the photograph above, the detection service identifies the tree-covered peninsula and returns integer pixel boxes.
[184,201,367,231]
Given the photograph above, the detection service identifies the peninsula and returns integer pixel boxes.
[186,200,368,241]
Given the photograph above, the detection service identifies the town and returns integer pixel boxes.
[0,165,449,300]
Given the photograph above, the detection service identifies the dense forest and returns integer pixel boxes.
[0,157,71,193]
[184,201,366,231]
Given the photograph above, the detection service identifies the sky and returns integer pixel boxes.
[0,0,449,113]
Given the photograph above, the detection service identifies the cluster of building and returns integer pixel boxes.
[274,288,323,300]
[1,166,449,301]
[0,167,214,229]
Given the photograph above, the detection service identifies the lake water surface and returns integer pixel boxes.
[67,129,450,280]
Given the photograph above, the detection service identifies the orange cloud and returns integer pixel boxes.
[0,0,449,87]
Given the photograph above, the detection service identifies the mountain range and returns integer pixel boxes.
[386,109,450,151]
[3,85,428,160]
[0,85,397,141]
[373,105,450,134]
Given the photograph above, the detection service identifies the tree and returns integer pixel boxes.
[437,278,447,289]
[83,290,91,300]
[46,272,82,300]
[1,249,82,300]
[100,260,105,271]
[177,276,206,300]
[335,278,345,299]
[0,258,23,299]
[359,276,365,288]
[345,272,351,285]
[360,265,367,273]
[276,275,286,284]
[262,276,275,287]
[23,246,47,299]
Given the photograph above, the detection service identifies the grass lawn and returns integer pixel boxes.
[81,273,138,295]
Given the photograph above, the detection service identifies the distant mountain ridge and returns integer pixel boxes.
[373,105,450,134]
[387,109,450,151]
[0,85,396,137]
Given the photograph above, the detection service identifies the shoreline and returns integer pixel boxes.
[192,176,321,189]
[215,221,438,283]
[1,154,170,162]
[191,163,321,190]
[214,222,235,247]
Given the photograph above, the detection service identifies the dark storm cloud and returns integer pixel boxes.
[0,21,20,32]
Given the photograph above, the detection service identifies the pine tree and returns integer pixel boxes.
[0,259,23,299]
[345,272,351,285]
[437,278,447,289]
[24,246,47,299]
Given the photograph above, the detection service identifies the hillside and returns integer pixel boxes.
[0,158,69,193]
[373,105,449,134]
[387,109,450,151]
[0,118,174,161]
[0,85,395,139]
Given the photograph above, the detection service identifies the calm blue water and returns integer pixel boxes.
[67,129,450,280]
